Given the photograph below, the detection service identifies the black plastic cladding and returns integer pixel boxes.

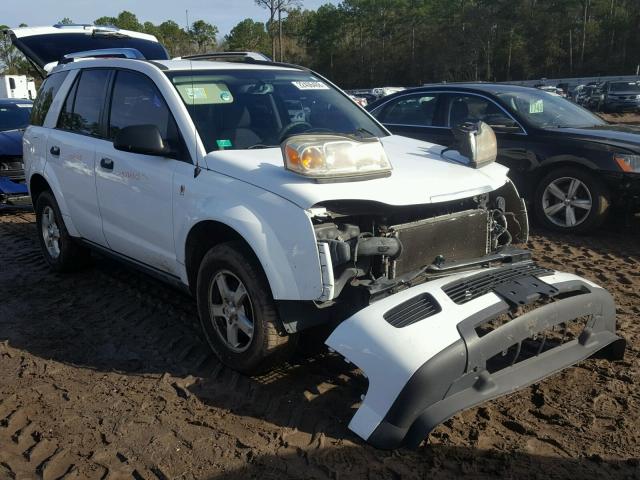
[383,293,441,328]
[442,262,555,304]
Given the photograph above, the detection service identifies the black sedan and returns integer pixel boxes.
[367,84,640,233]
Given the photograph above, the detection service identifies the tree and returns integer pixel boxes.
[94,11,141,31]
[190,20,218,53]
[225,19,270,54]
[254,0,279,59]
[58,18,74,25]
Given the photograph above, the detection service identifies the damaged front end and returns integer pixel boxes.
[325,264,625,449]
[304,180,624,449]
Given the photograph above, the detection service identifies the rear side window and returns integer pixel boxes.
[378,94,439,126]
[108,70,184,157]
[57,69,110,136]
[30,71,68,126]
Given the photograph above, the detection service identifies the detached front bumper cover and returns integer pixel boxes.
[326,262,624,449]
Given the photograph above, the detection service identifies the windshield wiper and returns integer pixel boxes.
[353,127,377,138]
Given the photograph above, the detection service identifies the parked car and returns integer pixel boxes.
[0,98,32,206]
[598,81,640,113]
[11,25,624,449]
[367,83,640,233]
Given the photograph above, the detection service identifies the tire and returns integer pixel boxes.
[35,191,91,272]
[533,167,610,234]
[196,241,296,375]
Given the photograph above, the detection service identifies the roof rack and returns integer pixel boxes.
[180,51,272,62]
[60,48,146,64]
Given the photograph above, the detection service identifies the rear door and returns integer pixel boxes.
[46,68,111,245]
[94,69,185,274]
[371,92,450,145]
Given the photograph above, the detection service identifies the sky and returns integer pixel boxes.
[1,0,339,37]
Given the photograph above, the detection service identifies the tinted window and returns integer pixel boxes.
[57,70,110,136]
[378,94,438,126]
[108,70,182,155]
[0,103,32,131]
[609,82,640,93]
[30,71,68,126]
[447,94,521,131]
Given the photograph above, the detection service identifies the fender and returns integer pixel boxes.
[538,154,600,172]
[173,166,324,301]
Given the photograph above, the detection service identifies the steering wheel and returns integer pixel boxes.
[278,121,313,142]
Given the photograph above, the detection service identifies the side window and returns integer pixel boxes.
[30,71,69,126]
[447,94,521,131]
[378,94,439,126]
[108,70,182,157]
[57,69,110,136]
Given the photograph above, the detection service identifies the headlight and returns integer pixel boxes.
[282,135,392,181]
[614,153,640,172]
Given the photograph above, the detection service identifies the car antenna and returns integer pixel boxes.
[190,58,202,178]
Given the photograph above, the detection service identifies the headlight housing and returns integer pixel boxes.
[282,135,392,182]
[614,153,640,173]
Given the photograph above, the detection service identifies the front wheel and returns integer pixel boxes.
[196,242,296,375]
[533,167,610,234]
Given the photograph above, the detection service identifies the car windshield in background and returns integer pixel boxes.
[0,103,32,131]
[610,82,640,93]
[497,90,605,129]
[165,69,387,152]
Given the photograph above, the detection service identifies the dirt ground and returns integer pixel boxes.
[0,211,639,480]
[599,112,640,125]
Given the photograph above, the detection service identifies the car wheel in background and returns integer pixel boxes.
[35,191,91,271]
[534,167,610,234]
[196,241,296,375]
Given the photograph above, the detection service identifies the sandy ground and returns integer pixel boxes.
[599,112,640,125]
[0,211,639,480]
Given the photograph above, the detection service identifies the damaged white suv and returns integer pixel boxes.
[13,25,624,449]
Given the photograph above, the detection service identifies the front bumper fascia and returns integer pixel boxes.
[325,263,624,449]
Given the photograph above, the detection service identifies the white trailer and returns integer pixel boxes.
[0,75,37,100]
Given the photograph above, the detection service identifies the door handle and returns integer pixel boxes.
[50,146,60,156]
[100,157,114,170]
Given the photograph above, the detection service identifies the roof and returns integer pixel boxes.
[152,59,301,72]
[417,82,541,95]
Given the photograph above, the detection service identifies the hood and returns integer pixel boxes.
[203,135,509,209]
[6,25,169,72]
[544,124,640,153]
[0,129,23,157]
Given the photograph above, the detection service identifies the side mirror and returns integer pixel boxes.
[452,121,497,169]
[113,125,167,156]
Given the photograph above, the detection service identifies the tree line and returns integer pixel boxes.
[2,0,640,89]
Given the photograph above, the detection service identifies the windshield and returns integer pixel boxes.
[610,82,640,93]
[496,90,604,129]
[165,69,387,152]
[0,103,32,131]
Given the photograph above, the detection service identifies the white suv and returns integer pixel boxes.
[12,25,624,449]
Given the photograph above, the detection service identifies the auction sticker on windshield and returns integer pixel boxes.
[292,81,330,90]
[530,99,544,113]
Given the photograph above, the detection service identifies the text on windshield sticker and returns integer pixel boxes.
[292,81,330,90]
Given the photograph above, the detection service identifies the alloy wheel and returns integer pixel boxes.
[41,206,61,259]
[541,176,593,228]
[207,270,255,353]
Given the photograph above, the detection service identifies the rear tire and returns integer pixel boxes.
[534,167,609,234]
[196,241,296,375]
[35,191,91,272]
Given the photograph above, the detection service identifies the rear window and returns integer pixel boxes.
[610,82,640,93]
[57,69,110,136]
[30,71,68,126]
